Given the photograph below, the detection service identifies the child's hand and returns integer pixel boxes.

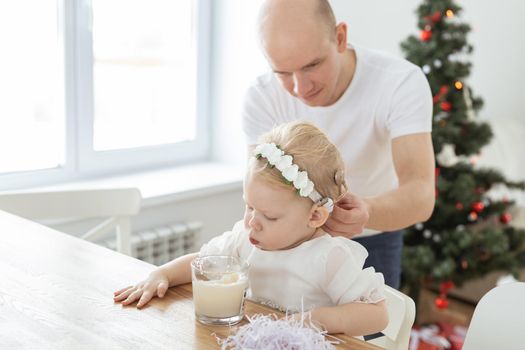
[113,270,170,308]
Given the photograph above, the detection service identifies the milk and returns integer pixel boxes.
[193,273,248,318]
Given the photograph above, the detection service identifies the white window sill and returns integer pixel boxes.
[14,162,245,208]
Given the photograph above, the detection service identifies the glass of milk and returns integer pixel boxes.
[191,255,248,325]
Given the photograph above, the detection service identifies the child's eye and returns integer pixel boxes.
[265,216,278,221]
[246,205,253,211]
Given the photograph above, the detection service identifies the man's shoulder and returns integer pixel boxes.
[244,71,297,111]
[248,71,279,91]
[355,45,420,76]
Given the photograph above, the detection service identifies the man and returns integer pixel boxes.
[242,0,435,289]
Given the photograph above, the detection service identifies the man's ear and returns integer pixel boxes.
[335,22,347,53]
[308,204,330,228]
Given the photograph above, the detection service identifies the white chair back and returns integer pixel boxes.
[369,285,416,350]
[463,281,525,350]
[0,188,141,255]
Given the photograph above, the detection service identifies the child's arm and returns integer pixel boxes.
[113,252,198,308]
[310,300,388,336]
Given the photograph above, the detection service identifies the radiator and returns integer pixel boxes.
[100,221,202,266]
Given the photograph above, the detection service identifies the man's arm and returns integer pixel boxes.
[364,132,435,231]
[324,133,435,236]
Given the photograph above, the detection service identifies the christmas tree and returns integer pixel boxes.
[400,0,525,310]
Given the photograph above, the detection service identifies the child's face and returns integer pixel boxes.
[243,172,316,250]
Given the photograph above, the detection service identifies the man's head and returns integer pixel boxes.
[258,0,352,107]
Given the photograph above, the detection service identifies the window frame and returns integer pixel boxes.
[0,0,211,191]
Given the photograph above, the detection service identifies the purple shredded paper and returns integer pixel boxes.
[218,314,338,350]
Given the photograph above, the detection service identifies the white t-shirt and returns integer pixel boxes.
[199,221,385,313]
[242,45,433,236]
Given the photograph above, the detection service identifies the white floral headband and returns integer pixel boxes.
[254,142,334,213]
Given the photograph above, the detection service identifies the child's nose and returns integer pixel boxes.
[249,214,262,231]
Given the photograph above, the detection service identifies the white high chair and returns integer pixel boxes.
[0,188,141,255]
[368,285,416,350]
[462,281,525,350]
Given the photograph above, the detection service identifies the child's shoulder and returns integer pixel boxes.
[232,220,245,233]
[318,233,368,252]
[314,234,369,263]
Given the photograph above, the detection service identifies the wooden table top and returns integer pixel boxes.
[0,210,381,349]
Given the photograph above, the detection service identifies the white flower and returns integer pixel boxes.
[259,143,277,158]
[254,143,265,156]
[255,143,284,165]
[299,180,315,197]
[266,147,284,165]
[293,171,308,190]
[275,155,293,171]
[253,142,324,200]
[282,164,299,182]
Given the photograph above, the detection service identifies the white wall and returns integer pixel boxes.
[134,190,245,247]
[462,1,525,183]
[210,0,267,165]
[52,188,245,249]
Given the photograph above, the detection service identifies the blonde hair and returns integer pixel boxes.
[249,121,347,203]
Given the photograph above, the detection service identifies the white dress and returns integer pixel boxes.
[199,221,385,313]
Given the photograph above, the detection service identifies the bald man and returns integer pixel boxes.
[242,0,435,289]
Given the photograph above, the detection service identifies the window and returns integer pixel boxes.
[0,1,65,174]
[0,0,210,190]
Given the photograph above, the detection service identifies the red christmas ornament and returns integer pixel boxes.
[455,202,464,210]
[440,101,452,112]
[433,85,449,103]
[500,213,512,224]
[435,167,441,177]
[426,11,442,24]
[435,295,449,309]
[472,201,485,213]
[468,211,478,221]
[440,280,455,294]
[420,29,432,41]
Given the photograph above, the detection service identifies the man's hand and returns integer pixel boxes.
[323,192,370,238]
